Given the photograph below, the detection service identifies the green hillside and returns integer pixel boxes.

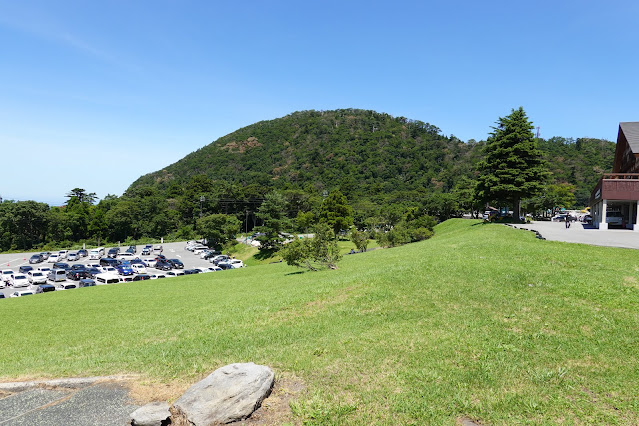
[2,220,638,424]
[128,109,614,206]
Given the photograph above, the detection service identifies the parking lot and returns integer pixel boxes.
[0,241,237,298]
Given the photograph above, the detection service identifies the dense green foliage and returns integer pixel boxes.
[2,220,638,424]
[280,223,342,271]
[0,109,616,251]
[476,107,547,218]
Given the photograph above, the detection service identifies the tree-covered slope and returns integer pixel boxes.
[128,109,614,207]
[129,109,480,198]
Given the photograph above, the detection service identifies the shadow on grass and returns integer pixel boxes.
[285,271,306,276]
[253,248,278,261]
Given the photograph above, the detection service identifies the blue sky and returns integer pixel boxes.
[2,0,638,205]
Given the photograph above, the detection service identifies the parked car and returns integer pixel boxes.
[217,262,235,270]
[228,259,244,268]
[107,248,120,258]
[85,267,102,278]
[606,212,624,226]
[37,266,52,273]
[143,258,157,267]
[141,247,151,255]
[183,269,200,275]
[47,254,60,263]
[27,271,47,285]
[67,269,90,281]
[77,249,88,257]
[148,274,166,279]
[126,245,136,254]
[99,266,118,274]
[58,250,68,259]
[153,246,163,255]
[29,254,44,264]
[551,214,567,222]
[53,262,70,270]
[35,284,56,293]
[132,274,151,281]
[67,252,79,261]
[155,261,173,271]
[10,290,34,297]
[19,265,34,274]
[47,269,67,282]
[117,252,138,261]
[209,255,230,265]
[131,264,147,274]
[57,282,77,290]
[79,278,96,287]
[40,251,51,260]
[70,264,87,271]
[165,270,185,277]
[10,274,30,288]
[167,259,184,269]
[100,257,120,267]
[582,214,592,224]
[95,273,120,285]
[115,263,134,276]
[1,269,14,284]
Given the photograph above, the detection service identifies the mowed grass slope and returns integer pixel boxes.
[2,219,639,424]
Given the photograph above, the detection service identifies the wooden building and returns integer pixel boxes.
[590,122,639,230]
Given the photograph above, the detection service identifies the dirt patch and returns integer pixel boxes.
[126,379,192,405]
[240,375,306,425]
[456,417,482,425]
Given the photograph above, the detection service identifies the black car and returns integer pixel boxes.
[85,267,101,278]
[19,265,34,274]
[100,257,120,267]
[67,270,90,281]
[77,249,88,257]
[36,284,56,293]
[167,259,184,269]
[183,269,200,275]
[0,293,5,299]
[202,251,222,260]
[217,262,234,270]
[70,264,86,271]
[79,278,96,287]
[29,254,43,264]
[107,248,120,258]
[53,262,70,270]
[132,274,151,281]
[155,261,173,271]
[155,254,167,262]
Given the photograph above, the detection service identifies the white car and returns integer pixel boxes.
[58,250,68,259]
[143,258,158,268]
[37,266,52,273]
[67,252,78,261]
[117,252,138,261]
[165,271,185,277]
[1,269,14,285]
[48,254,60,263]
[148,274,166,279]
[10,274,30,288]
[131,264,147,274]
[10,290,34,297]
[86,263,101,269]
[208,266,222,272]
[221,259,244,269]
[99,266,118,274]
[57,282,77,290]
[27,271,47,285]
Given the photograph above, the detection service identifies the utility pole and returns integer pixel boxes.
[199,196,205,218]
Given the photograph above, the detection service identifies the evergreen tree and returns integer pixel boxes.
[476,107,547,220]
[319,190,353,235]
[255,191,291,250]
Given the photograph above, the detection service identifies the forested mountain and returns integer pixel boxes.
[130,109,480,200]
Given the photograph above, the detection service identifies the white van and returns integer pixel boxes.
[95,273,120,285]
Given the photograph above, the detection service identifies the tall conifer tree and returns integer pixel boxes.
[476,107,547,220]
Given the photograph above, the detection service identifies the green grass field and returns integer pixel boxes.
[2,219,638,424]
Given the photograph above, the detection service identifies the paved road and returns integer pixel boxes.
[518,220,639,249]
[0,377,140,425]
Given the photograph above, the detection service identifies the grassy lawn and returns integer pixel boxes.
[1,219,638,424]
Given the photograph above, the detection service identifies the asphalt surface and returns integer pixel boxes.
[0,377,140,425]
[518,220,639,249]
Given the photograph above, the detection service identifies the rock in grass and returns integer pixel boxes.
[130,402,171,426]
[170,362,274,425]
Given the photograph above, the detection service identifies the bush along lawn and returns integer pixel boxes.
[1,219,638,424]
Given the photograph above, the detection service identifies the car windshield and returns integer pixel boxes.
[32,272,43,276]
[15,275,26,279]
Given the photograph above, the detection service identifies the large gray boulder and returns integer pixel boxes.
[170,362,274,425]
